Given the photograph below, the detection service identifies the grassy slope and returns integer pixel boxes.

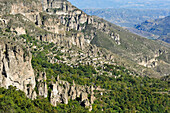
[90,17,170,76]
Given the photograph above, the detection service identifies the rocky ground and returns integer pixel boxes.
[0,0,169,111]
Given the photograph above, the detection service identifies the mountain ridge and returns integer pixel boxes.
[0,0,169,79]
[83,8,170,27]
[0,0,169,112]
[135,16,170,43]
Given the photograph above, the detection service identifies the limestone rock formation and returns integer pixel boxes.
[50,76,95,110]
[111,33,121,45]
[37,72,48,98]
[0,0,169,77]
[0,39,36,99]
[0,0,121,50]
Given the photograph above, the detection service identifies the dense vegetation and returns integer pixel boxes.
[0,0,170,111]
[0,69,169,113]
[0,86,89,113]
[0,35,169,113]
[32,35,170,112]
[32,50,170,112]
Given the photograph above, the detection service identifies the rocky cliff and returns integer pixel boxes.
[0,39,96,111]
[0,39,36,99]
[5,0,169,76]
[30,71,95,111]
[0,0,120,48]
[0,0,170,111]
[50,76,95,110]
[0,0,169,75]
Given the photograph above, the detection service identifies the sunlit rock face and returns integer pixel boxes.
[0,40,36,99]
[50,76,95,111]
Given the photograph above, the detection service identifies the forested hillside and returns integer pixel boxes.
[0,0,169,112]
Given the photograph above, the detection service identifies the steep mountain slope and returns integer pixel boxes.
[91,17,170,76]
[0,0,169,76]
[0,0,170,112]
[135,16,170,43]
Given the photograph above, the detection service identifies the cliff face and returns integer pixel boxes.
[0,0,169,111]
[1,0,119,49]
[50,76,95,110]
[0,39,36,99]
[0,39,95,110]
[36,72,95,111]
[0,0,169,76]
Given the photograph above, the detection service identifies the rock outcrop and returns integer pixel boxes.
[1,0,169,77]
[50,76,95,111]
[0,39,36,99]
[0,39,95,110]
[0,0,121,50]
[0,0,169,112]
[37,72,48,98]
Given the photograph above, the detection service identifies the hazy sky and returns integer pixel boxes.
[68,0,170,9]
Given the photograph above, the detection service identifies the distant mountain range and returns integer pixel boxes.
[83,8,170,43]
[0,0,170,112]
[83,9,170,27]
[135,16,170,43]
[68,0,170,9]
